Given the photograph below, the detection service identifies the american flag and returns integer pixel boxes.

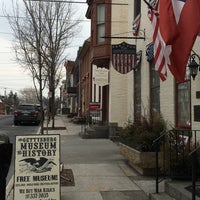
[132,14,141,36]
[146,43,154,62]
[148,0,167,81]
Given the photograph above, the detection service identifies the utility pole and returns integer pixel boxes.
[4,88,7,115]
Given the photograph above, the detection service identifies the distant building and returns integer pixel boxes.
[0,98,5,115]
[60,60,76,115]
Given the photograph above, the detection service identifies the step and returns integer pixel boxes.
[149,192,176,200]
[81,126,109,139]
[149,180,200,200]
[165,181,200,200]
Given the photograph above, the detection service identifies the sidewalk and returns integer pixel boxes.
[44,115,161,200]
[7,115,197,200]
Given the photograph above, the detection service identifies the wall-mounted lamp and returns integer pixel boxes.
[188,53,200,80]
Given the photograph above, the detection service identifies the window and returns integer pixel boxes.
[176,70,191,128]
[134,0,141,19]
[150,61,160,115]
[134,64,141,121]
[97,4,105,43]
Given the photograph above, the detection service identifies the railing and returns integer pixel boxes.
[80,110,103,135]
[153,129,200,194]
[189,146,200,200]
[152,130,167,193]
[89,109,103,125]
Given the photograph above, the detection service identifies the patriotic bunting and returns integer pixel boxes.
[148,0,167,81]
[112,42,136,74]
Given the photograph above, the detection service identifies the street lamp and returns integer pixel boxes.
[188,53,200,80]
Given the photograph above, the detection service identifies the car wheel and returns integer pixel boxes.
[14,121,18,126]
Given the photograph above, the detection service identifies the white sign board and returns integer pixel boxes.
[14,134,60,200]
[93,67,109,86]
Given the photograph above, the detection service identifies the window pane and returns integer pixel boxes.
[97,4,105,43]
[97,4,105,23]
[97,24,105,43]
[151,87,160,113]
[134,66,141,121]
[150,62,160,114]
[134,0,141,19]
[177,81,190,127]
[152,68,160,86]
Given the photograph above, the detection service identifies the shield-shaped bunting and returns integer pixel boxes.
[112,42,136,74]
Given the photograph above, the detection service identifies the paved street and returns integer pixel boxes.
[0,115,40,184]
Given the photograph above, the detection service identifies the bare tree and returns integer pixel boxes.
[6,0,81,131]
[18,87,38,104]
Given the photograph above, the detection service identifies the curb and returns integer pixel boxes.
[6,176,14,200]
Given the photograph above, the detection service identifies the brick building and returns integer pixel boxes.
[62,0,200,136]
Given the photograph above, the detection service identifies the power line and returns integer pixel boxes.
[0,52,13,54]
[0,31,12,35]
[25,0,128,5]
[0,15,126,24]
[26,0,87,3]
[0,15,90,24]
[0,78,31,81]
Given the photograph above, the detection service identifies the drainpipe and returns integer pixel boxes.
[78,60,81,117]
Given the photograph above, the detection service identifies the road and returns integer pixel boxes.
[0,115,40,184]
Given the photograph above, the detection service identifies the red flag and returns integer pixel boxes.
[159,0,178,44]
[160,0,200,82]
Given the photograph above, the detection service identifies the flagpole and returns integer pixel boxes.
[143,0,153,10]
[102,36,145,40]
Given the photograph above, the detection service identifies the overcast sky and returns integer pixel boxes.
[0,0,90,96]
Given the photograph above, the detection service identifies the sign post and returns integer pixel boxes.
[14,134,60,200]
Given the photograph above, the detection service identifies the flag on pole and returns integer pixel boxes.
[146,43,154,62]
[159,0,178,44]
[166,0,200,82]
[147,0,200,83]
[132,14,141,36]
[148,0,167,81]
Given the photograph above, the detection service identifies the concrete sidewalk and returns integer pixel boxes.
[45,115,160,200]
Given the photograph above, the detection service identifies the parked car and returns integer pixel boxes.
[35,104,45,121]
[14,104,42,125]
[35,104,41,111]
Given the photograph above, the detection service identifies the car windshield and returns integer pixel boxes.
[17,105,35,110]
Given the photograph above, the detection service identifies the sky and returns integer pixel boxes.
[0,0,90,97]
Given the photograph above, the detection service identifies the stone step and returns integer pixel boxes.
[81,125,109,139]
[149,192,176,200]
[165,181,200,200]
[149,180,200,200]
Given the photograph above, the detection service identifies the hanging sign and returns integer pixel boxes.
[93,67,109,86]
[112,42,136,74]
[14,134,60,200]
